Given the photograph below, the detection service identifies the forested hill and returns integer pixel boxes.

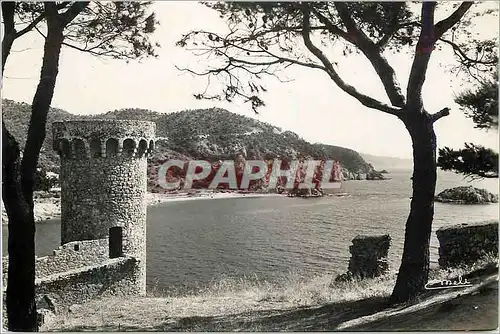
[2,99,375,184]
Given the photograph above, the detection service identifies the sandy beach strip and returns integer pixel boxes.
[146,191,282,206]
[1,191,283,225]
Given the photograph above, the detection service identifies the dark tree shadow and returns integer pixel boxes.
[58,297,389,332]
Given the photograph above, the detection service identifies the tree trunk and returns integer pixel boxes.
[4,14,64,332]
[3,123,38,332]
[1,1,16,74]
[2,33,15,74]
[1,2,37,331]
[21,18,64,206]
[390,111,437,304]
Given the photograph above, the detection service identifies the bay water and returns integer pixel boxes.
[2,169,498,294]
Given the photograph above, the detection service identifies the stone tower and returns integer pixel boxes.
[52,120,155,294]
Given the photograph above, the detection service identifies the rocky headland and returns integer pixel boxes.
[3,99,388,185]
[435,186,499,204]
[1,98,392,220]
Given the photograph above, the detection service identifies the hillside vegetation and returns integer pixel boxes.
[2,99,377,191]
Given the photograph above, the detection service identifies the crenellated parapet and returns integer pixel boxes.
[52,120,155,159]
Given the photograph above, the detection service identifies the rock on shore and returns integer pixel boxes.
[1,191,61,224]
[435,186,498,204]
[365,170,386,180]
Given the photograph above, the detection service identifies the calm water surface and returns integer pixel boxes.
[2,170,498,293]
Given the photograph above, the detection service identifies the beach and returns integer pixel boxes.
[1,191,283,225]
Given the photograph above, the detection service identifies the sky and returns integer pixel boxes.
[1,1,499,159]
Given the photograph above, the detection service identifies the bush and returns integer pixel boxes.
[34,168,59,191]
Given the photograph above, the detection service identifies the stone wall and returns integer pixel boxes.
[36,239,109,277]
[436,220,498,268]
[3,256,142,329]
[35,256,143,313]
[2,239,109,287]
[336,234,391,281]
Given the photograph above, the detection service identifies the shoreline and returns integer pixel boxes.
[146,191,284,206]
[1,189,353,225]
[1,191,285,225]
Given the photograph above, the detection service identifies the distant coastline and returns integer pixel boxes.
[0,172,398,226]
[1,187,359,225]
[1,191,284,225]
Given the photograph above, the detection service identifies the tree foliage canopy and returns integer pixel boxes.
[438,143,498,179]
[454,74,498,129]
[176,1,497,113]
[438,73,499,180]
[7,1,160,61]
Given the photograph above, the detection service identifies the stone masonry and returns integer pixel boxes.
[52,120,156,294]
[336,234,391,281]
[436,220,498,268]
